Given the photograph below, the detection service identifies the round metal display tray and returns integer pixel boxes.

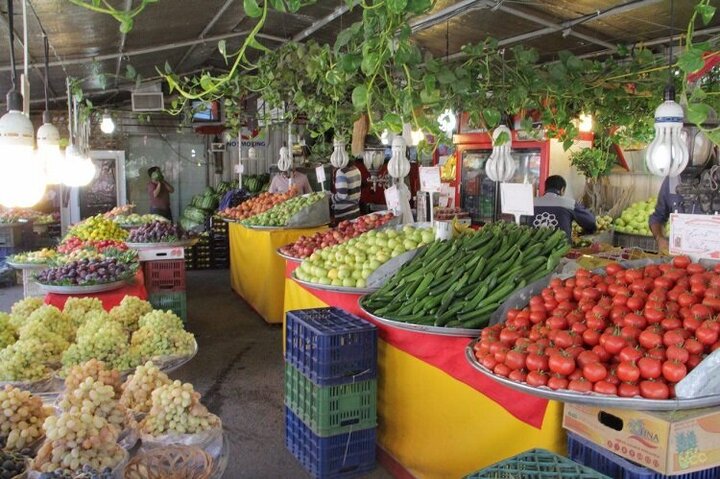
[276,249,302,263]
[5,261,49,269]
[359,301,481,337]
[465,339,720,410]
[245,222,329,231]
[291,271,378,295]
[126,239,197,249]
[38,278,132,294]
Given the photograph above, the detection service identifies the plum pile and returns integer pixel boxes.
[128,221,186,243]
[35,258,134,286]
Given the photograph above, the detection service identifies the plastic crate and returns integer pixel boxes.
[22,270,44,298]
[567,432,720,479]
[0,225,23,248]
[464,448,611,479]
[286,308,377,386]
[143,259,186,293]
[612,231,658,253]
[285,407,376,479]
[285,362,376,437]
[148,292,187,323]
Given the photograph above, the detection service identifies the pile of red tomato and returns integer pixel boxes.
[473,256,720,400]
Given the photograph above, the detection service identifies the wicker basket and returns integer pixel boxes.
[124,445,213,479]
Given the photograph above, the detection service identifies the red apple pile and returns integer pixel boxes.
[280,212,396,259]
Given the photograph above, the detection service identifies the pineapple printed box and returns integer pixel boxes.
[563,404,720,475]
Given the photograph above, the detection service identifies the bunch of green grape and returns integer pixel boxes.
[64,359,122,398]
[0,339,53,381]
[58,377,126,430]
[35,412,125,473]
[119,361,170,413]
[62,315,129,370]
[0,385,49,450]
[109,296,152,333]
[142,380,218,435]
[9,297,44,329]
[19,305,76,342]
[0,312,17,349]
[62,297,104,327]
[130,310,194,361]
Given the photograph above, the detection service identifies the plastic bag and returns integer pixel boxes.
[676,349,720,399]
[139,416,223,458]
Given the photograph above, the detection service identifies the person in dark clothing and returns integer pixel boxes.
[649,176,701,253]
[147,166,175,221]
[531,175,596,240]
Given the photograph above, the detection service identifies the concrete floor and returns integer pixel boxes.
[0,270,392,479]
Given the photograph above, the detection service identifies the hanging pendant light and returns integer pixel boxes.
[100,110,115,134]
[277,146,292,172]
[0,0,45,207]
[644,0,689,178]
[37,35,63,185]
[330,138,349,169]
[485,125,516,182]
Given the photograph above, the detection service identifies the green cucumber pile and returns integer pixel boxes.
[361,223,570,330]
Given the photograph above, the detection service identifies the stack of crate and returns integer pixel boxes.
[143,258,187,323]
[210,217,229,269]
[285,307,378,479]
[193,234,212,270]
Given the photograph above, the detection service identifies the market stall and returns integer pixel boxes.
[283,260,565,478]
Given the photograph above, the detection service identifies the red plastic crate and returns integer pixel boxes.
[143,259,186,293]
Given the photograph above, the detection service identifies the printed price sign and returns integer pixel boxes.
[670,213,720,259]
[419,166,442,193]
[234,163,245,174]
[315,165,326,183]
[384,185,401,212]
[500,182,534,224]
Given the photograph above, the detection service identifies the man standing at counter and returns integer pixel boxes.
[531,175,596,240]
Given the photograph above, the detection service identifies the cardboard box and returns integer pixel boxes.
[563,403,720,475]
[138,247,185,262]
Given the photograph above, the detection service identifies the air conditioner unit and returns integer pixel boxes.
[132,92,164,112]
[210,142,225,152]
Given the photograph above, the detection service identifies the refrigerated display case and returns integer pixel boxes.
[452,131,549,224]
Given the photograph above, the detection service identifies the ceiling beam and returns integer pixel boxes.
[0,30,287,72]
[175,0,237,71]
[0,6,56,97]
[409,0,494,33]
[292,2,355,42]
[444,0,664,61]
[114,0,134,88]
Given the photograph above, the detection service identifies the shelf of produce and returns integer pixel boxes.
[44,270,148,311]
[282,260,565,479]
[229,223,328,324]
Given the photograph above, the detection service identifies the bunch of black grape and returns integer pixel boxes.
[38,466,113,479]
[0,450,27,479]
[128,221,186,243]
[36,258,131,286]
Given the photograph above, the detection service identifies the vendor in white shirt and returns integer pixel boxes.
[268,146,313,194]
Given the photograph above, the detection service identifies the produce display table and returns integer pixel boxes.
[283,261,564,479]
[44,270,148,311]
[229,223,328,324]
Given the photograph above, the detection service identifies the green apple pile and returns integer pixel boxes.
[295,225,434,288]
[614,199,656,236]
[242,192,326,227]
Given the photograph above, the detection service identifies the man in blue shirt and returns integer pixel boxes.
[531,175,597,240]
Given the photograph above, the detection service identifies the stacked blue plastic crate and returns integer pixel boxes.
[284,307,378,479]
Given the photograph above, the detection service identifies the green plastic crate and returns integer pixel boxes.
[148,291,187,323]
[464,448,611,479]
[284,362,376,438]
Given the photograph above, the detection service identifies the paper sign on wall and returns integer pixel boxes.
[384,185,400,212]
[419,166,442,193]
[670,213,720,259]
[500,182,534,224]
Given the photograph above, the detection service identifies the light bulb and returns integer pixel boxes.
[380,129,390,145]
[0,91,45,207]
[437,109,457,135]
[485,125,517,182]
[100,111,115,134]
[62,145,96,187]
[330,138,349,169]
[37,112,64,185]
[578,113,593,133]
[645,86,689,177]
[388,136,409,179]
[277,146,292,172]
